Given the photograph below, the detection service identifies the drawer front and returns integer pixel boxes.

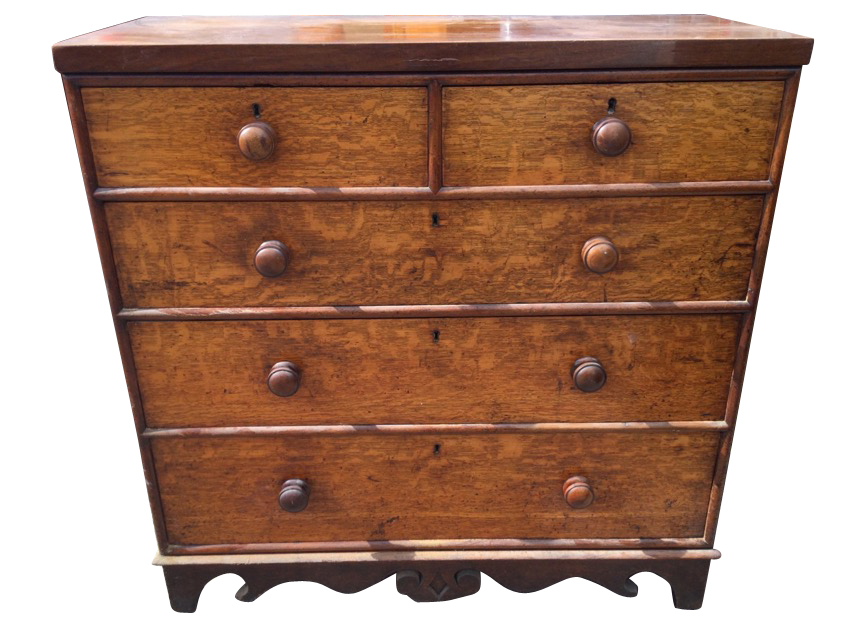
[443,82,783,186]
[130,315,738,428]
[82,87,428,187]
[152,431,720,546]
[108,196,762,307]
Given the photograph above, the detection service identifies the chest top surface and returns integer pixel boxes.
[52,14,813,74]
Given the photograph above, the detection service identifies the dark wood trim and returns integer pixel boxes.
[438,68,797,85]
[163,538,713,555]
[142,420,730,439]
[93,181,773,202]
[66,67,797,88]
[61,39,808,74]
[53,14,812,74]
[428,79,443,192]
[118,300,751,322]
[70,73,431,87]
[155,549,718,610]
[705,69,803,546]
[62,76,167,551]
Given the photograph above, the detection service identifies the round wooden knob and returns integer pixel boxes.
[591,116,632,156]
[238,121,276,161]
[572,357,606,393]
[563,475,594,509]
[254,240,290,278]
[278,479,310,512]
[582,236,619,274]
[267,361,301,397]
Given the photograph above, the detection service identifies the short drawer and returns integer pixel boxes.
[130,315,739,428]
[108,195,762,307]
[443,82,784,185]
[82,87,428,187]
[152,430,720,548]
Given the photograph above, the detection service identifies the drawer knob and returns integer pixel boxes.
[238,121,276,161]
[572,357,607,392]
[563,475,594,509]
[582,236,619,274]
[267,361,301,397]
[591,116,632,157]
[278,479,310,512]
[254,240,291,278]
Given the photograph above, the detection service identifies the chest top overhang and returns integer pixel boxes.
[52,14,813,75]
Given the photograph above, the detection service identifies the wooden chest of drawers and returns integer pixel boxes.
[53,15,812,611]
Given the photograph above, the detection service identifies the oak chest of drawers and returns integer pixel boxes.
[54,15,813,611]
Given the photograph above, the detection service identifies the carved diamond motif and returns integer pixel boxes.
[396,568,482,602]
[428,574,449,599]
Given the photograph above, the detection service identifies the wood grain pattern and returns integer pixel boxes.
[52,15,813,74]
[443,82,784,185]
[151,430,720,545]
[129,315,739,427]
[82,87,428,187]
[106,196,762,308]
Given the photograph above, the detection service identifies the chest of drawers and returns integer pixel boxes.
[53,15,812,611]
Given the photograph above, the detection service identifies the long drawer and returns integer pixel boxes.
[152,431,720,547]
[108,196,762,307]
[443,82,784,185]
[130,315,739,428]
[82,87,429,187]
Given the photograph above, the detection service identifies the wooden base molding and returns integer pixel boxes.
[155,550,719,611]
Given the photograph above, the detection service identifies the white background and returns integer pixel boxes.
[2,1,850,637]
